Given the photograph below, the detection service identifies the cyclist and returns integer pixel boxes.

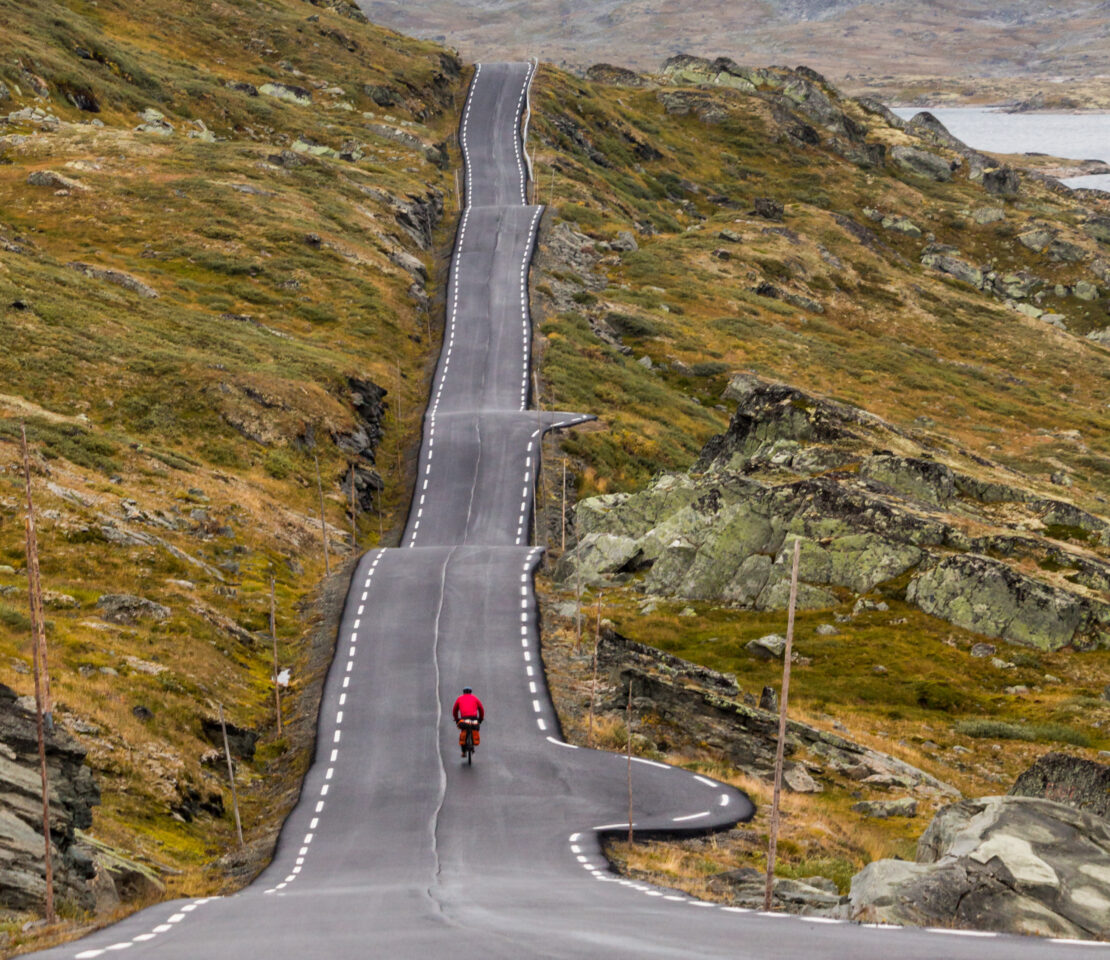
[452,686,484,757]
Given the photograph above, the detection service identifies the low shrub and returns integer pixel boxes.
[955,719,1090,747]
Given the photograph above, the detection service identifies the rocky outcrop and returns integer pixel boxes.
[850,795,1110,940]
[708,867,848,917]
[586,63,649,87]
[891,145,953,181]
[95,593,171,624]
[334,376,387,512]
[66,262,158,299]
[598,628,957,798]
[558,378,1110,651]
[0,684,101,915]
[660,57,883,165]
[907,555,1110,652]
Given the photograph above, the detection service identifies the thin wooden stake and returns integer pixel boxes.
[349,463,357,551]
[314,453,330,576]
[587,592,601,748]
[626,677,634,844]
[561,457,567,553]
[764,537,801,912]
[574,542,582,649]
[21,427,52,732]
[270,577,282,736]
[219,703,244,848]
[396,364,403,480]
[21,426,55,924]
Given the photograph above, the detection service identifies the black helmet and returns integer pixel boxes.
[462,686,472,694]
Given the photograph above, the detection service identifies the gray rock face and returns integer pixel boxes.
[67,262,158,298]
[95,593,171,624]
[259,82,312,105]
[0,684,100,913]
[852,797,917,818]
[709,867,849,917]
[851,796,1110,940]
[1085,217,1110,245]
[585,63,649,87]
[891,145,953,181]
[982,166,1020,196]
[135,108,173,136]
[1009,753,1110,819]
[26,170,87,192]
[907,554,1108,651]
[560,378,1110,650]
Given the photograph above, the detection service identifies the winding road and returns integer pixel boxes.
[37,62,1104,960]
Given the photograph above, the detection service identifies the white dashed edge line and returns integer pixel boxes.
[260,550,386,896]
[73,899,217,957]
[559,827,1110,945]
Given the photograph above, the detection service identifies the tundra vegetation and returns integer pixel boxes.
[528,57,1110,914]
[0,0,463,948]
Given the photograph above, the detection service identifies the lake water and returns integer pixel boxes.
[891,107,1110,191]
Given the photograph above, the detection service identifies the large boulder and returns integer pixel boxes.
[553,532,643,586]
[1009,753,1110,819]
[891,145,953,181]
[96,593,171,625]
[851,796,1110,940]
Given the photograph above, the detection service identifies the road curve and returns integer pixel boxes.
[36,62,1102,960]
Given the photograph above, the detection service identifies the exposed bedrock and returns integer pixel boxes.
[556,379,1110,651]
[850,795,1110,940]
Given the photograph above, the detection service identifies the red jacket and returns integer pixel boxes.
[452,693,484,722]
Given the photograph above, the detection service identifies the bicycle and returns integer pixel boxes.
[457,718,481,765]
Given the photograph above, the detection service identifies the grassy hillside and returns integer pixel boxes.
[528,58,1110,899]
[529,61,1110,500]
[0,0,463,945]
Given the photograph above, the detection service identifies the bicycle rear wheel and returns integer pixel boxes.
[465,729,474,765]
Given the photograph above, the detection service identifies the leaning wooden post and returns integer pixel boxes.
[586,592,601,747]
[219,704,244,847]
[20,426,55,924]
[626,676,634,844]
[764,537,801,912]
[313,453,330,576]
[270,578,282,736]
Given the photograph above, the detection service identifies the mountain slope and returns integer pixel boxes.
[525,56,1110,913]
[0,0,463,945]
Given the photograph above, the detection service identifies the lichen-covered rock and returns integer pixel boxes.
[559,377,1110,647]
[850,796,1110,940]
[552,532,643,586]
[906,555,1108,651]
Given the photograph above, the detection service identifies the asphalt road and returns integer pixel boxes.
[37,61,1104,960]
